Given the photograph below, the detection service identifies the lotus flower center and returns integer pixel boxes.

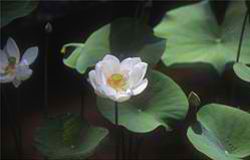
[4,57,16,75]
[4,65,16,75]
[107,73,126,91]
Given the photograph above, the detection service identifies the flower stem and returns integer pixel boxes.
[134,137,144,160]
[128,133,133,159]
[80,90,84,119]
[231,10,249,107]
[44,22,53,117]
[236,10,249,63]
[121,128,125,160]
[17,87,23,159]
[2,85,19,159]
[44,24,49,117]
[115,102,119,160]
[80,76,87,119]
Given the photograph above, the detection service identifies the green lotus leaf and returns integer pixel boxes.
[97,70,188,133]
[63,18,166,74]
[154,1,250,74]
[1,1,38,28]
[62,43,85,69]
[34,113,108,160]
[233,63,250,83]
[62,113,82,146]
[187,103,250,160]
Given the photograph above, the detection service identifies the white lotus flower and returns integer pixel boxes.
[0,37,38,87]
[88,54,148,102]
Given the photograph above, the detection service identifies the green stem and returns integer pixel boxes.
[128,133,133,159]
[231,10,249,107]
[80,92,84,119]
[44,22,52,117]
[134,137,144,160]
[81,75,88,119]
[17,87,23,159]
[2,85,19,159]
[121,128,125,160]
[236,10,249,62]
[115,102,119,160]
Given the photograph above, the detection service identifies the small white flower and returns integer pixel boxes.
[0,37,38,87]
[88,54,148,102]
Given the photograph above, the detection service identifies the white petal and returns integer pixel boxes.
[101,84,116,97]
[12,78,21,88]
[0,74,15,83]
[21,47,38,65]
[15,65,32,81]
[115,93,131,102]
[103,54,120,64]
[90,65,123,101]
[101,60,120,77]
[95,62,108,85]
[132,79,148,96]
[0,49,8,72]
[88,70,98,90]
[5,37,20,62]
[101,54,120,76]
[120,57,141,72]
[128,62,148,87]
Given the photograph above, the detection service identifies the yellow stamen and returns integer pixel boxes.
[4,57,16,75]
[4,64,15,75]
[107,73,126,91]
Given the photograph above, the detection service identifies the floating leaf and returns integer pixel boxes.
[34,113,108,159]
[97,70,188,133]
[154,1,250,74]
[187,103,250,160]
[63,18,166,74]
[62,114,82,146]
[61,43,85,69]
[1,1,38,28]
[233,63,250,83]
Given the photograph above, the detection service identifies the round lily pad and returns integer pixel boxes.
[63,18,166,74]
[233,63,250,83]
[187,103,250,160]
[154,1,250,74]
[1,1,38,28]
[34,113,109,160]
[97,70,188,133]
